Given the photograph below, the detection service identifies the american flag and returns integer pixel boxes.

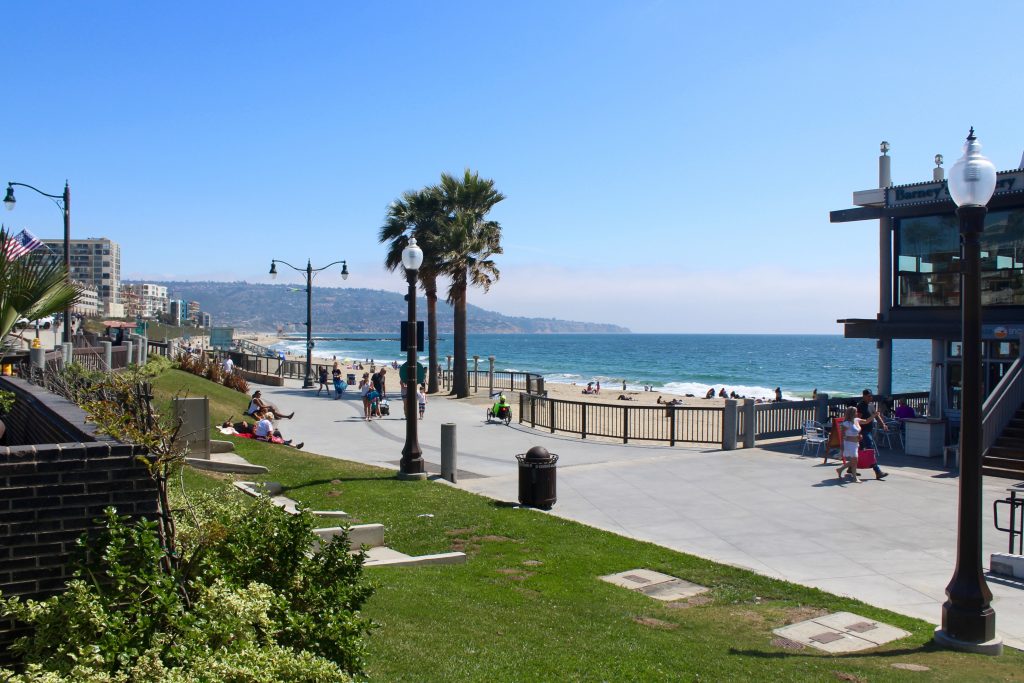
[3,228,44,261]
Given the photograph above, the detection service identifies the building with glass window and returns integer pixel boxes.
[38,237,121,316]
[831,151,1024,415]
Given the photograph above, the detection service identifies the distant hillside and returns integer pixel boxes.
[135,281,630,334]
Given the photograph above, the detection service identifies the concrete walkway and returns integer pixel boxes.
[259,380,1024,650]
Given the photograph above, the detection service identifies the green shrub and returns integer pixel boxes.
[0,495,372,681]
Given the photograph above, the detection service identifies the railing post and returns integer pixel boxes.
[518,393,523,424]
[61,342,73,366]
[816,393,829,425]
[488,356,495,397]
[101,341,112,371]
[669,407,676,446]
[123,341,133,367]
[743,399,756,448]
[623,406,629,444]
[549,398,555,434]
[722,399,738,450]
[581,403,588,439]
[473,355,480,393]
[531,396,536,429]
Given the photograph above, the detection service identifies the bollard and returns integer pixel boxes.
[62,342,73,366]
[124,341,133,367]
[441,423,457,483]
[101,341,112,371]
[742,398,756,448]
[722,399,738,450]
[473,355,480,393]
[30,347,45,372]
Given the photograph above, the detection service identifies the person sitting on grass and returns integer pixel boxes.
[247,390,294,419]
[252,410,303,449]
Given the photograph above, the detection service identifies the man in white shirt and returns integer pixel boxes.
[222,356,234,374]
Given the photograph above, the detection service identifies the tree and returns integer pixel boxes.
[0,229,80,344]
[437,170,505,398]
[378,187,447,394]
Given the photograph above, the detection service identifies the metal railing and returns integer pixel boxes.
[983,356,1024,454]
[519,393,723,444]
[442,368,545,395]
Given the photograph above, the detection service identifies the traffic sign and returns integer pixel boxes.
[400,361,426,383]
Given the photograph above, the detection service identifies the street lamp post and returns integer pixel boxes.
[269,258,348,389]
[400,237,426,480]
[934,128,1002,655]
[4,181,72,344]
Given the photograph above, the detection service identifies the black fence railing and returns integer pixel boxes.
[441,369,545,395]
[519,393,723,445]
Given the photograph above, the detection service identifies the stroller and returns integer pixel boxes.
[379,398,390,416]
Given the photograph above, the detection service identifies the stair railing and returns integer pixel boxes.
[982,355,1024,455]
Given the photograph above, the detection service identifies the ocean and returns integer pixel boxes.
[268,333,930,401]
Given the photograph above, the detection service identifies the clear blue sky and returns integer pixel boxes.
[3,1,1022,333]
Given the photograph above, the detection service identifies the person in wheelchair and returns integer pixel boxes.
[490,394,511,420]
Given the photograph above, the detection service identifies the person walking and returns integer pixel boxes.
[836,406,873,482]
[417,383,427,419]
[317,366,330,396]
[856,389,890,480]
[359,372,372,420]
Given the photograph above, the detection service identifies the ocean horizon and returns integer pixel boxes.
[267,333,930,401]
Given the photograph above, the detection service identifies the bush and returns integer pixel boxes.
[0,496,373,681]
[174,352,249,395]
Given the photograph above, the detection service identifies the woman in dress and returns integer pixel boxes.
[837,406,872,482]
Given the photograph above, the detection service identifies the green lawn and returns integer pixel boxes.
[156,370,1024,681]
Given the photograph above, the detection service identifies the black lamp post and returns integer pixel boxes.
[399,237,426,479]
[934,128,1002,655]
[4,181,72,344]
[269,258,348,389]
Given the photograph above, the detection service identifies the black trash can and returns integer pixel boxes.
[516,446,558,509]
[347,373,356,385]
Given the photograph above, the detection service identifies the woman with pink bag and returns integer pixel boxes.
[837,406,874,482]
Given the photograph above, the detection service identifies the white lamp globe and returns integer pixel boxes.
[401,237,424,271]
[948,128,997,208]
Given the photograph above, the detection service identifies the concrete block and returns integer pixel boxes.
[991,552,1024,580]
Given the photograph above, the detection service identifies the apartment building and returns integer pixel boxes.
[122,283,169,319]
[39,237,121,316]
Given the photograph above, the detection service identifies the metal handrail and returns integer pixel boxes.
[982,356,1024,454]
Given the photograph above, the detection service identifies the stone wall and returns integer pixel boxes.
[0,377,159,660]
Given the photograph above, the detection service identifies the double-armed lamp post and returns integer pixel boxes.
[399,237,426,479]
[269,258,348,389]
[934,128,1002,655]
[4,181,72,344]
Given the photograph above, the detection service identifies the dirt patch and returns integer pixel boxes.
[891,663,930,672]
[478,535,514,543]
[326,490,341,497]
[632,616,677,630]
[728,609,765,626]
[513,586,541,598]
[770,637,805,651]
[784,606,829,624]
[522,560,543,567]
[832,672,866,683]
[665,594,713,610]
[330,479,342,485]
[446,528,477,537]
[496,568,534,581]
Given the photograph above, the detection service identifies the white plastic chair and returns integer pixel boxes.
[800,420,827,458]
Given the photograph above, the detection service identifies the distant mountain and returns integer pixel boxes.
[134,281,631,334]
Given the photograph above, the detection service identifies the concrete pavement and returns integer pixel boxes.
[256,379,1024,650]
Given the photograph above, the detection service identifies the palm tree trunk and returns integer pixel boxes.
[452,279,469,398]
[425,277,440,394]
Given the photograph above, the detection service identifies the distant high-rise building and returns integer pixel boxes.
[168,299,186,325]
[122,283,168,319]
[38,237,121,316]
[187,301,201,324]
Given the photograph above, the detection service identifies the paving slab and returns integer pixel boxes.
[774,612,911,653]
[600,569,708,601]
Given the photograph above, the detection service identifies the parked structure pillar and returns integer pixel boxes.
[123,341,133,367]
[101,341,112,371]
[742,399,756,448]
[488,356,495,397]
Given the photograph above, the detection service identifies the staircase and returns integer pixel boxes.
[984,405,1024,480]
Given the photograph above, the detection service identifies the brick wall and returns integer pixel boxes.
[0,378,159,659]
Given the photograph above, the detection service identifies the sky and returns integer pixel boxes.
[3,1,1023,333]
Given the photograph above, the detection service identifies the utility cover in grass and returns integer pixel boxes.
[773,611,911,653]
[600,569,708,602]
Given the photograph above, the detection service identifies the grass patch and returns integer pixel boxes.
[154,370,1024,681]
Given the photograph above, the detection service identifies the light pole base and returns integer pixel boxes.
[302,380,315,389]
[397,471,428,481]
[934,627,1003,656]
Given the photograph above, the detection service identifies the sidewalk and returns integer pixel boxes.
[263,380,1024,650]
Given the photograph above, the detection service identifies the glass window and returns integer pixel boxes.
[896,207,1024,307]
[949,341,962,358]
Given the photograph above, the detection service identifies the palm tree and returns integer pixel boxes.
[437,170,505,398]
[0,229,81,344]
[378,188,447,394]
